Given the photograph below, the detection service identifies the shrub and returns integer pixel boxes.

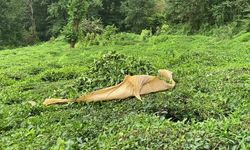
[63,24,78,45]
[40,67,82,82]
[80,25,118,47]
[140,29,152,41]
[102,25,118,40]
[235,32,250,42]
[111,32,141,45]
[3,70,29,81]
[0,74,16,87]
[80,30,142,47]
[156,24,170,35]
[83,33,100,46]
[74,51,157,94]
[80,19,104,36]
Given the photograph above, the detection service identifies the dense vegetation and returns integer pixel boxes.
[0,32,249,149]
[0,0,249,48]
[0,0,250,149]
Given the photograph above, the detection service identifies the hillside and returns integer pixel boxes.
[0,33,250,149]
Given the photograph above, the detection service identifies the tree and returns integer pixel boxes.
[165,0,250,33]
[26,0,39,43]
[0,0,55,46]
[121,0,156,33]
[165,0,211,32]
[0,0,27,46]
[99,0,126,31]
[65,0,89,48]
[211,0,250,26]
[46,0,69,37]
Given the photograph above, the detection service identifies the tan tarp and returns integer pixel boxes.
[43,69,176,106]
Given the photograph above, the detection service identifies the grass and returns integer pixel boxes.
[0,33,249,149]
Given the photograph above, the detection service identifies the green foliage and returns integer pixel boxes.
[235,32,250,42]
[79,19,104,36]
[121,0,157,33]
[79,25,119,47]
[99,0,126,30]
[0,0,27,46]
[211,0,249,26]
[140,29,152,41]
[80,31,144,47]
[40,68,81,82]
[67,0,88,22]
[64,0,90,47]
[47,0,68,37]
[74,51,156,93]
[63,23,79,44]
[0,74,16,87]
[1,0,249,47]
[0,33,249,149]
[206,19,250,38]
[102,25,118,39]
[165,0,250,33]
[156,24,170,35]
[111,32,141,45]
[86,0,103,18]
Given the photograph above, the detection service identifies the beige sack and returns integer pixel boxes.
[43,69,175,106]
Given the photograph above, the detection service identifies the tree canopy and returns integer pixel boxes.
[0,0,249,47]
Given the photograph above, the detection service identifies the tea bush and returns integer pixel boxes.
[74,51,156,93]
[0,33,249,149]
[80,28,143,47]
[40,67,84,82]
[111,33,142,45]
[0,74,16,87]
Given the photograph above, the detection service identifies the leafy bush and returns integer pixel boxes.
[149,34,170,44]
[82,33,100,46]
[0,74,16,87]
[3,70,29,81]
[80,19,104,36]
[94,25,118,46]
[198,19,250,39]
[111,32,142,45]
[63,24,78,44]
[140,29,152,41]
[156,24,170,35]
[165,0,249,33]
[40,67,83,82]
[206,23,238,39]
[235,32,250,42]
[0,34,249,149]
[80,28,141,47]
[102,25,118,39]
[74,51,157,94]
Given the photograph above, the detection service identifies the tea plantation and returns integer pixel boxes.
[0,33,249,149]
